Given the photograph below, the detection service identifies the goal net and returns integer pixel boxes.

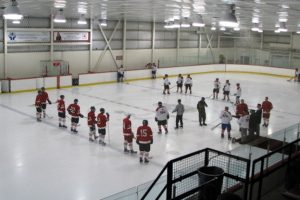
[41,60,69,77]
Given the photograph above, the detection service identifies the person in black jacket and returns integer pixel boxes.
[254,104,262,136]
[249,109,255,139]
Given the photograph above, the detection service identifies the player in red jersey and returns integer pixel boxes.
[56,95,67,128]
[262,97,273,127]
[67,99,84,133]
[123,114,137,154]
[35,90,43,122]
[235,99,248,118]
[136,120,153,163]
[40,87,52,118]
[97,108,110,145]
[87,106,98,142]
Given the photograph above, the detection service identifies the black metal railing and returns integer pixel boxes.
[141,148,251,200]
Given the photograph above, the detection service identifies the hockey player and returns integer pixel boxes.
[163,74,171,95]
[136,120,153,163]
[172,99,184,129]
[155,101,169,134]
[151,63,157,79]
[57,95,67,128]
[97,108,110,145]
[40,87,52,118]
[184,74,193,94]
[35,90,43,122]
[67,99,84,133]
[235,99,248,118]
[123,114,137,153]
[197,97,208,126]
[117,65,124,82]
[176,74,184,93]
[255,104,262,135]
[213,78,221,99]
[237,110,250,144]
[220,106,232,139]
[262,97,273,127]
[235,83,242,105]
[87,106,98,142]
[222,80,230,101]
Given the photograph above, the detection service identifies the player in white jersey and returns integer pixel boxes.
[176,74,184,93]
[151,63,157,79]
[220,106,233,139]
[155,101,169,134]
[236,110,250,144]
[213,78,221,99]
[222,80,231,101]
[235,83,242,105]
[163,74,171,95]
[184,74,193,94]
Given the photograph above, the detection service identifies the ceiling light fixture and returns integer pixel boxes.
[181,18,190,28]
[3,0,23,20]
[278,22,288,32]
[99,19,107,27]
[77,14,87,25]
[234,27,240,31]
[211,26,216,31]
[220,27,226,31]
[251,23,259,32]
[54,9,66,23]
[219,4,239,28]
[192,14,205,27]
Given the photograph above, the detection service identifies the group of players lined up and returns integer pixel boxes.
[34,88,155,163]
[162,74,193,95]
[211,78,273,144]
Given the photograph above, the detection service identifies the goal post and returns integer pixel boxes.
[40,60,70,89]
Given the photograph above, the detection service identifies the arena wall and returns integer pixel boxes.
[1,64,294,93]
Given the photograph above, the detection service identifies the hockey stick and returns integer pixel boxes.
[107,122,110,144]
[43,113,53,119]
[205,94,213,99]
[210,123,221,131]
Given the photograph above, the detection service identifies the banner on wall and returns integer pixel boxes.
[53,31,89,42]
[7,32,50,43]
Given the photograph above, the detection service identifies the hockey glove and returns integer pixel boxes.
[48,100,52,104]
[150,139,153,144]
[79,114,84,118]
[155,117,158,122]
[167,115,169,119]
[106,112,110,121]
[136,140,140,145]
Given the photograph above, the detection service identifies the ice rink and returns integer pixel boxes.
[1,72,300,200]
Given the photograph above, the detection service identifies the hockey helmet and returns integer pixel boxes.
[41,87,45,91]
[143,120,148,125]
[91,106,96,111]
[74,99,78,103]
[60,95,65,99]
[100,108,105,113]
[158,101,162,106]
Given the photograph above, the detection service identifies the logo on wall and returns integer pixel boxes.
[8,32,16,41]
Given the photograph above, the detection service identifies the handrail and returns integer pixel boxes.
[140,162,168,200]
[252,138,300,164]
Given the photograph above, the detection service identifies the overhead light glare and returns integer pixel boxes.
[234,27,240,31]
[220,27,226,31]
[192,22,205,27]
[12,20,20,24]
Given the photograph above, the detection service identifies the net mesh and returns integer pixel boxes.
[41,60,69,76]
